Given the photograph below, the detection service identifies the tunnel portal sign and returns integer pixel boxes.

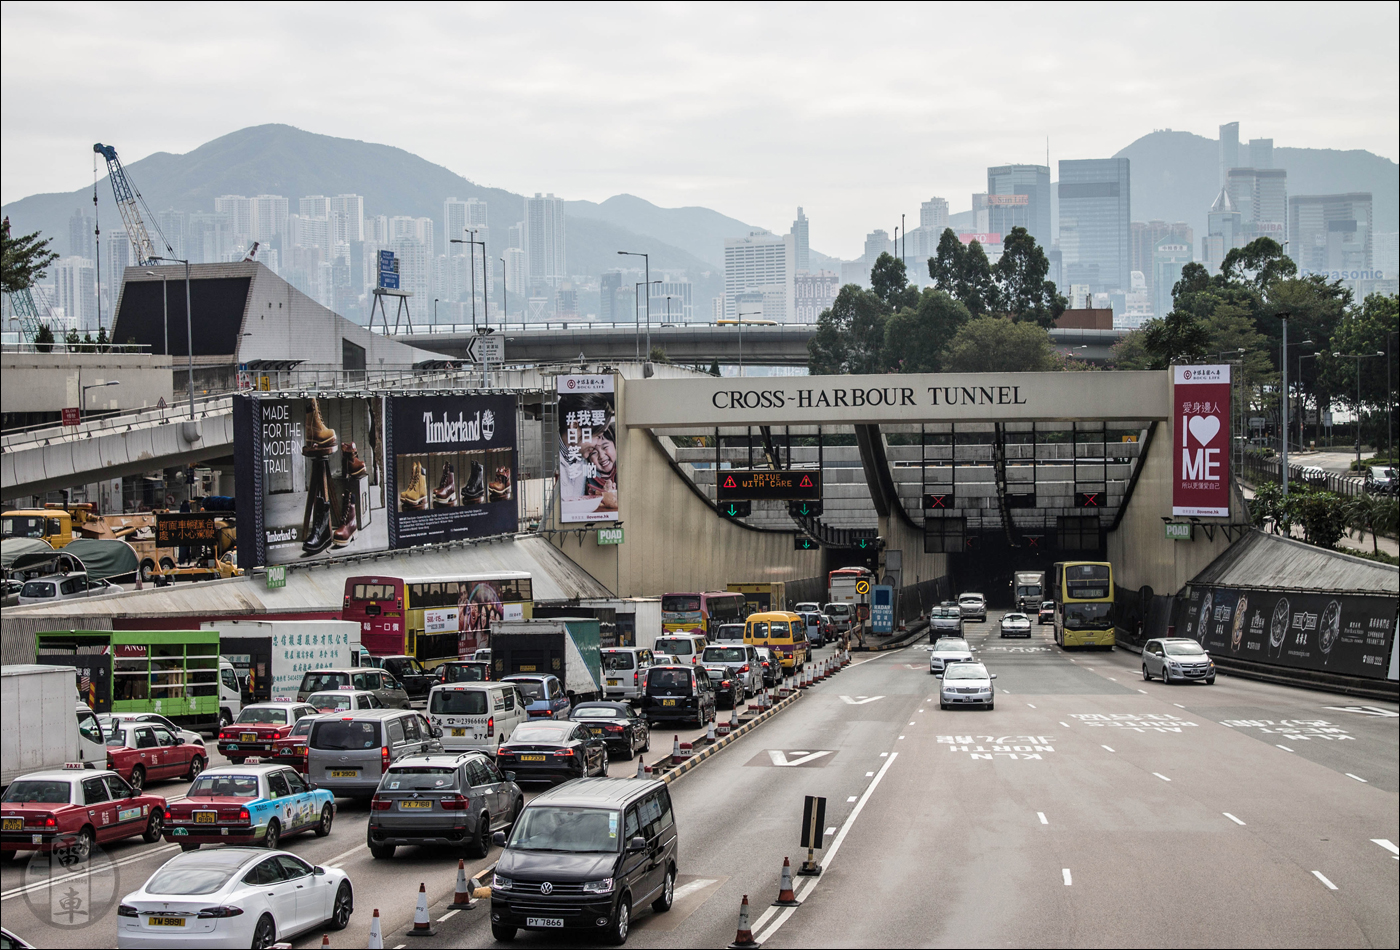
[716,469,822,501]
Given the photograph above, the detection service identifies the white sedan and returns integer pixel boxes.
[999,612,1033,638]
[939,662,997,710]
[929,637,974,673]
[118,847,353,949]
[100,712,206,748]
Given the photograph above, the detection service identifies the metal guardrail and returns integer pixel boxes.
[1,342,154,354]
[1241,454,1366,498]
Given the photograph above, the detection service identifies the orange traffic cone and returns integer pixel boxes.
[405,881,436,937]
[727,894,761,948]
[772,856,800,906]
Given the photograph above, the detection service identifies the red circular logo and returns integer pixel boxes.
[1182,369,1192,379]
[566,379,577,389]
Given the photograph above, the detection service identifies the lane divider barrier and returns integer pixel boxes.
[728,894,760,949]
[772,856,800,906]
[405,881,436,937]
[367,908,383,949]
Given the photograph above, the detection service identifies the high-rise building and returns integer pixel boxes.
[971,194,990,233]
[507,222,523,250]
[300,196,330,218]
[187,211,233,265]
[794,270,839,323]
[599,271,623,322]
[68,208,94,259]
[790,207,810,273]
[329,195,364,242]
[1289,193,1373,276]
[155,209,187,261]
[1226,167,1287,242]
[920,197,949,231]
[502,247,527,308]
[1375,231,1399,277]
[1152,237,1193,320]
[1131,221,1193,300]
[1219,122,1240,187]
[443,198,488,256]
[252,195,288,243]
[390,235,432,305]
[650,278,693,323]
[523,193,565,291]
[1248,138,1274,169]
[214,196,255,245]
[53,257,96,331]
[1058,157,1131,294]
[863,229,892,263]
[987,164,1052,249]
[1202,188,1245,273]
[723,231,795,321]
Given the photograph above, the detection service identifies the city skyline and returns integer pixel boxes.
[2,5,1395,261]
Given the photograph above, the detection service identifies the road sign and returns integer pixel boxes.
[1075,490,1103,508]
[378,249,395,270]
[716,469,822,501]
[801,796,828,848]
[855,580,870,596]
[719,500,752,519]
[871,585,893,633]
[1164,522,1193,540]
[156,396,167,410]
[787,499,823,518]
[477,334,504,363]
[61,407,79,426]
[794,534,818,551]
[923,492,953,510]
[155,512,217,546]
[596,527,624,545]
[266,565,286,589]
[378,271,400,290]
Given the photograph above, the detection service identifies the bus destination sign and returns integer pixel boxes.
[716,469,823,501]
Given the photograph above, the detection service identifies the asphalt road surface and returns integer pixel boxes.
[6,630,1396,948]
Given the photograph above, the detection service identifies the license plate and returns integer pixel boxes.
[527,917,564,928]
[194,811,217,824]
[240,733,256,742]
[589,727,603,735]
[662,699,676,706]
[399,800,432,809]
[607,679,620,685]
[2,819,20,831]
[451,728,466,737]
[295,746,306,754]
[520,754,546,762]
[330,769,359,778]
[148,917,185,927]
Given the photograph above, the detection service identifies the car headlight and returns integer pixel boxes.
[493,874,513,890]
[582,878,614,894]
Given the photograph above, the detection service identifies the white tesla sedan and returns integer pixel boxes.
[117,847,352,949]
[999,612,1033,638]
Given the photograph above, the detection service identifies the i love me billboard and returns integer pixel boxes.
[1172,365,1231,517]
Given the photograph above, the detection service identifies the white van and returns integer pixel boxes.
[427,682,527,752]
[654,633,707,664]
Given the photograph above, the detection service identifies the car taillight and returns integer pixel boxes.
[238,807,250,822]
[604,724,624,733]
[371,795,391,810]
[382,746,390,771]
[44,815,57,828]
[738,665,750,673]
[487,716,494,736]
[554,748,575,757]
[196,905,244,918]
[118,904,138,917]
[274,726,291,739]
[163,809,173,821]
[497,749,514,757]
[218,731,232,740]
[439,794,468,810]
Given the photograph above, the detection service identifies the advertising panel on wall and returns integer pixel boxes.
[1177,585,1396,680]
[233,392,518,568]
[1171,364,1231,517]
[557,375,619,523]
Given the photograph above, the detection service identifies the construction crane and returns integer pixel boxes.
[93,143,172,267]
[4,284,48,342]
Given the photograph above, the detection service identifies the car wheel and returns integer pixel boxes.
[653,866,675,913]
[940,702,949,710]
[641,732,650,754]
[1142,664,1151,682]
[1206,675,1216,685]
[491,923,518,942]
[987,702,994,711]
[606,896,631,945]
[314,804,334,837]
[218,708,232,731]
[467,814,491,858]
[179,842,200,852]
[60,827,95,866]
[328,880,353,930]
[1161,668,1172,685]
[142,810,164,843]
[252,913,277,949]
[509,799,523,833]
[369,841,395,859]
[186,756,205,781]
[127,766,145,793]
[263,819,280,850]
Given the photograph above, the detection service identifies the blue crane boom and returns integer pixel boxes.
[93,142,171,267]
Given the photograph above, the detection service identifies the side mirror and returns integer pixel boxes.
[990,673,998,679]
[430,725,443,738]
[935,673,943,678]
[504,771,516,783]
[628,836,647,852]
[175,737,185,745]
[313,865,326,876]
[492,831,507,847]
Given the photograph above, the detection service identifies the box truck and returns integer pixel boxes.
[1,665,107,787]
[201,619,362,703]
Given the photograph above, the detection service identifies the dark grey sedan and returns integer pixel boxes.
[569,701,651,760]
[367,751,523,859]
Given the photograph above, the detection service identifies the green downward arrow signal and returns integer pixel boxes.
[800,504,809,515]
[727,505,737,516]
[858,539,867,549]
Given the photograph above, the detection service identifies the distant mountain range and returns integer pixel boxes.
[3,124,1395,307]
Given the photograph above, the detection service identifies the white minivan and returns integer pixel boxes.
[654,633,708,664]
[427,682,527,752]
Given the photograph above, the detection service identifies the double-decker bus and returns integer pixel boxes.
[343,572,533,669]
[1050,561,1115,648]
[660,591,747,637]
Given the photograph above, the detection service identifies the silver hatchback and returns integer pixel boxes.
[1141,638,1216,684]
[367,751,523,859]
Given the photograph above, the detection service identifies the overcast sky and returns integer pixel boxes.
[3,3,1396,259]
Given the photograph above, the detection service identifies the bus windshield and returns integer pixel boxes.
[1064,602,1113,629]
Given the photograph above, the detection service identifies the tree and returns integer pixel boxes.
[1220,237,1296,294]
[807,285,889,375]
[882,289,972,373]
[1344,492,1400,556]
[928,228,997,317]
[33,322,55,353]
[1,216,59,294]
[1323,292,1396,418]
[939,317,1055,373]
[994,227,1066,327]
[1289,490,1348,548]
[1139,310,1209,369]
[1110,330,1154,370]
[1205,301,1276,418]
[708,359,721,377]
[869,252,918,312]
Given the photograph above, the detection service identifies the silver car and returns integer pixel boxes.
[367,751,523,859]
[928,605,964,641]
[958,593,987,622]
[307,709,443,798]
[601,648,655,702]
[939,662,996,710]
[929,637,974,673]
[699,644,764,696]
[999,612,1032,638]
[1141,638,1216,684]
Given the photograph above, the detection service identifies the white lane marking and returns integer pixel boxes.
[1060,722,1070,728]
[824,827,836,836]
[437,908,460,922]
[324,842,368,867]
[847,796,857,803]
[1346,773,1368,783]
[909,721,916,725]
[394,944,407,949]
[1101,745,1115,753]
[1324,705,1400,718]
[898,735,905,740]
[1154,772,1171,782]
[1138,689,1148,694]
[1224,813,1246,826]
[1277,744,1294,752]
[2,843,179,902]
[751,753,900,943]
[1107,677,1116,681]
[1038,812,1048,825]
[1062,868,1073,885]
[1027,704,1037,709]
[865,771,874,777]
[672,878,717,901]
[1312,871,1338,890]
[1370,839,1399,859]
[839,695,885,705]
[767,750,834,767]
[879,752,888,757]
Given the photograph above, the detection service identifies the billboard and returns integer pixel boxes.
[234,392,518,567]
[1179,585,1396,680]
[557,375,619,523]
[986,194,1030,206]
[1171,365,1231,517]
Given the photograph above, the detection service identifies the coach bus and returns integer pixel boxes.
[343,572,533,669]
[827,566,874,605]
[1050,561,1115,649]
[660,590,747,636]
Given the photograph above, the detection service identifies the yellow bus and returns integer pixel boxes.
[1051,561,1115,649]
[743,611,810,672]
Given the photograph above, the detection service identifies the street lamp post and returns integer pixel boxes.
[450,234,477,331]
[500,257,507,326]
[1333,350,1386,473]
[617,251,649,361]
[80,379,120,423]
[145,270,169,355]
[1298,350,1322,453]
[1270,312,1291,497]
[433,298,440,327]
[152,256,194,420]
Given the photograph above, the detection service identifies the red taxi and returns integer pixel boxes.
[217,701,318,763]
[105,721,207,792]
[269,715,321,773]
[2,766,165,862]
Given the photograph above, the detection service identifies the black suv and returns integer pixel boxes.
[375,655,433,701]
[641,665,716,727]
[491,778,678,944]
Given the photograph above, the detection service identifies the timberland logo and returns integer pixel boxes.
[265,527,297,543]
[424,411,482,444]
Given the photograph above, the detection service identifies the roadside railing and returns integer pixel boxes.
[1241,454,1364,498]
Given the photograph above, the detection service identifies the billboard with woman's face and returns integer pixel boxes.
[557,375,619,523]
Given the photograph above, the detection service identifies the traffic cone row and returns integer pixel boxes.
[729,704,741,729]
[405,881,435,937]
[706,719,717,743]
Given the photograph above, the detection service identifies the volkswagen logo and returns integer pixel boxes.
[540,882,554,895]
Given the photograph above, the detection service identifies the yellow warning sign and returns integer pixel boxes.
[855,580,870,595]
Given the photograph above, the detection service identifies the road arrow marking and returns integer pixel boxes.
[839,695,885,705]
[767,750,834,767]
[1323,705,1399,718]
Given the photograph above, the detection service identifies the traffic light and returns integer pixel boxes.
[719,500,752,519]
[788,499,823,518]
[794,534,819,551]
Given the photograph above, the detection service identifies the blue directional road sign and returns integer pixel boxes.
[378,250,400,289]
[871,585,893,633]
